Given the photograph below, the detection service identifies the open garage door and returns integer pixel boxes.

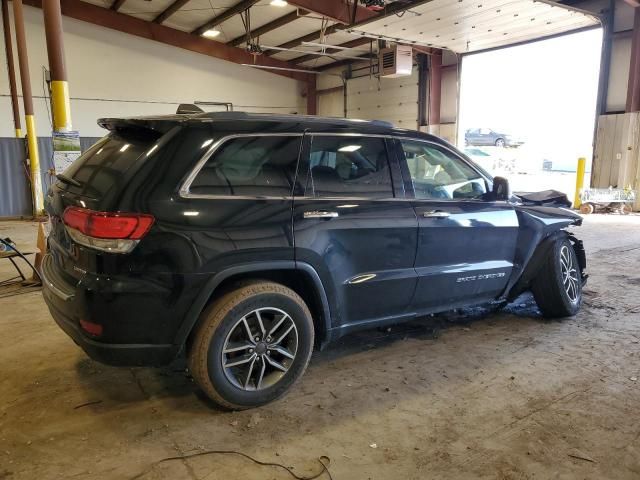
[346,0,599,54]
[347,69,419,129]
[458,28,603,205]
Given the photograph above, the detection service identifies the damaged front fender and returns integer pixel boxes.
[503,206,586,301]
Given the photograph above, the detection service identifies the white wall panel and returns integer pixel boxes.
[346,70,419,129]
[0,5,304,137]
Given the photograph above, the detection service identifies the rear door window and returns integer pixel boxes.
[304,136,394,198]
[189,135,302,197]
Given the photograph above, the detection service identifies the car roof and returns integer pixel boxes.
[98,111,443,143]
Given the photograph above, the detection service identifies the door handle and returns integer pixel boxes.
[303,211,339,219]
[423,210,450,219]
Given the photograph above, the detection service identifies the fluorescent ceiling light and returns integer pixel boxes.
[338,145,361,152]
[270,0,288,6]
[202,29,221,38]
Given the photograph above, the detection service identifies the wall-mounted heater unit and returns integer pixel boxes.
[378,44,413,78]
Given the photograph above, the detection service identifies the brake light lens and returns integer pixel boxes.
[79,319,103,337]
[63,207,154,253]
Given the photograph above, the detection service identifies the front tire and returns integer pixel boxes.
[495,138,506,147]
[188,281,314,410]
[531,237,582,318]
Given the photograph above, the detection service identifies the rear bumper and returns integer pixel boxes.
[41,254,180,366]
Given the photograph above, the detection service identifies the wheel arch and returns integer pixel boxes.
[506,230,565,301]
[506,230,586,301]
[175,262,333,351]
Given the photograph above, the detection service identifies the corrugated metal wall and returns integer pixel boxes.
[0,137,101,218]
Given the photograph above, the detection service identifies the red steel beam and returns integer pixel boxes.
[22,0,313,82]
[428,48,442,126]
[1,0,22,135]
[306,76,317,115]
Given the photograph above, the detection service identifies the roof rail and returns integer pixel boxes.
[201,111,395,128]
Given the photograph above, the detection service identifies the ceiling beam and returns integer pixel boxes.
[316,53,373,71]
[110,0,126,12]
[270,24,341,53]
[286,0,375,24]
[153,0,191,24]
[227,9,307,47]
[22,0,313,82]
[192,0,260,36]
[290,37,371,64]
[267,0,434,57]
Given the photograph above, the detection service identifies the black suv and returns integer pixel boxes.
[42,112,587,409]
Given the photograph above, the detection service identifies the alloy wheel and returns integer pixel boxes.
[560,245,580,303]
[221,308,298,391]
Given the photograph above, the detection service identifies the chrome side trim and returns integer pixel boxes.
[303,211,339,219]
[41,254,75,301]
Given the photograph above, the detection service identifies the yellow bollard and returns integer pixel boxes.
[574,157,586,209]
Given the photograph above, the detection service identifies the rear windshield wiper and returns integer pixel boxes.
[56,173,82,188]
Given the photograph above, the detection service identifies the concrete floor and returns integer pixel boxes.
[1,215,640,480]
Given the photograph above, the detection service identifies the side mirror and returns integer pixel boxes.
[492,176,510,201]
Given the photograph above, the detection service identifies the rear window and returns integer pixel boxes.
[60,130,158,199]
[189,135,302,197]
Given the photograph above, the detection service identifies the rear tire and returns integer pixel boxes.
[531,237,582,318]
[188,281,314,410]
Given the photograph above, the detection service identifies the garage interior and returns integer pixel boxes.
[1,0,640,478]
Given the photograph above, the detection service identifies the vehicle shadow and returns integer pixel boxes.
[71,292,546,413]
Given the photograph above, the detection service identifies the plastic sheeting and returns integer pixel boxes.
[0,136,101,218]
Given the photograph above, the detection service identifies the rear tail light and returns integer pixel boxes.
[63,207,154,253]
[79,319,103,337]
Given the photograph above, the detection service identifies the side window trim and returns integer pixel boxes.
[179,131,489,201]
[179,133,304,199]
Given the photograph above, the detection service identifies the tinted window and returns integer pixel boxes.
[305,136,393,198]
[61,131,158,198]
[190,136,302,196]
[400,140,487,200]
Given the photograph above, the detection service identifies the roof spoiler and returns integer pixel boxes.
[176,104,204,114]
